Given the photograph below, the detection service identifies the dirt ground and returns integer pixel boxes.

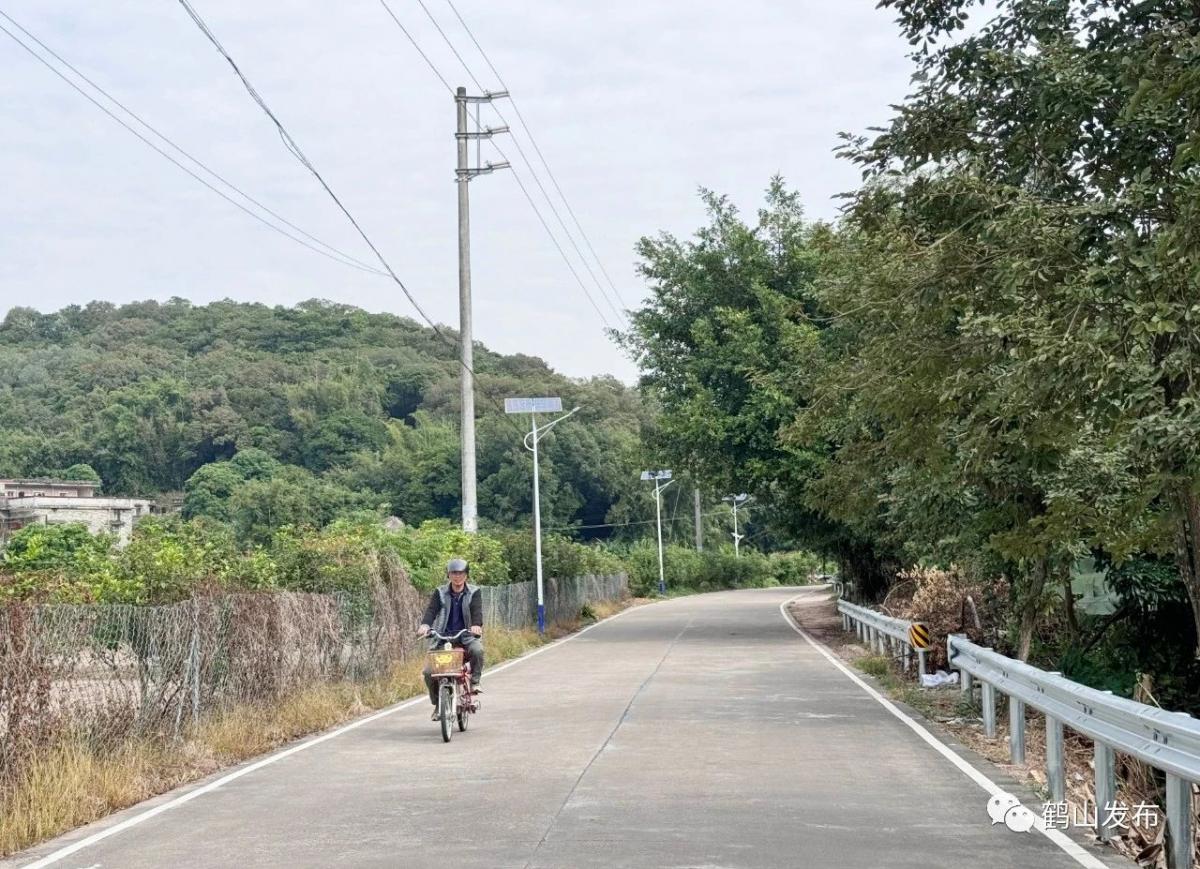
[788,589,1191,868]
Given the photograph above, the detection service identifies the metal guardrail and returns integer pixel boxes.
[949,634,1199,868]
[836,599,928,677]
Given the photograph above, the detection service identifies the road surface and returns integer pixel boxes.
[11,587,1124,869]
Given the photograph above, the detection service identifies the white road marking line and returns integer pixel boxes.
[20,600,650,868]
[779,595,1108,869]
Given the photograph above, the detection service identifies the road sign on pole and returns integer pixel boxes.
[507,398,580,632]
[641,470,674,594]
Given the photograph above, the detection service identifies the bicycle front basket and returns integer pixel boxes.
[427,648,463,677]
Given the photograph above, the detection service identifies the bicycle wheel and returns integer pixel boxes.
[457,690,469,732]
[439,683,454,743]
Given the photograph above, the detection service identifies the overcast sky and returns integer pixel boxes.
[0,0,915,381]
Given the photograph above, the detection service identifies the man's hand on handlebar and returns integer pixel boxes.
[470,625,482,637]
[417,624,430,638]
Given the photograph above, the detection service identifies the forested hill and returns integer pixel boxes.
[0,299,652,535]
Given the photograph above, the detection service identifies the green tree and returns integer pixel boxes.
[619,180,895,591]
[831,0,1200,653]
[61,463,102,485]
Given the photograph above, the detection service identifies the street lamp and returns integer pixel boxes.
[505,397,581,633]
[640,470,674,594]
[722,493,752,557]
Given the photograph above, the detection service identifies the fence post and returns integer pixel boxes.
[1045,716,1065,803]
[190,598,201,724]
[1009,698,1025,764]
[1165,774,1193,869]
[980,682,996,737]
[1095,742,1116,842]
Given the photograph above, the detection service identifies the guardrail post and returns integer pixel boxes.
[916,648,928,678]
[875,629,884,656]
[1165,773,1193,869]
[1094,742,1115,842]
[981,682,996,737]
[902,644,912,672]
[1045,716,1065,803]
[1009,698,1025,764]
[948,634,970,695]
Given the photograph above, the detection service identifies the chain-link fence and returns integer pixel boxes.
[0,581,423,787]
[1,571,627,793]
[479,573,628,629]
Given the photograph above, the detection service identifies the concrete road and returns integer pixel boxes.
[12,588,1123,869]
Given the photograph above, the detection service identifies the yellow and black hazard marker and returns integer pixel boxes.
[908,622,932,650]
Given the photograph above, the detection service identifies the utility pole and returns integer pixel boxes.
[694,488,703,552]
[455,86,509,532]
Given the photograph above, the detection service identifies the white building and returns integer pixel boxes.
[0,479,153,546]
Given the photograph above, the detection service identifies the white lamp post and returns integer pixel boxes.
[506,397,580,632]
[722,493,751,557]
[641,470,674,594]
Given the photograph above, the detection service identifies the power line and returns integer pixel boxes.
[0,12,386,277]
[543,509,729,533]
[381,0,622,330]
[172,0,527,438]
[441,0,631,311]
[378,0,452,92]
[496,150,612,327]
[413,0,626,326]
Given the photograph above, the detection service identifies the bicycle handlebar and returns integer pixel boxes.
[423,628,476,642]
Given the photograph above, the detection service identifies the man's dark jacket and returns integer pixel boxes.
[421,582,482,634]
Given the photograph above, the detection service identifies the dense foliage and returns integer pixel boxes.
[0,517,810,605]
[621,1,1200,708]
[0,299,655,539]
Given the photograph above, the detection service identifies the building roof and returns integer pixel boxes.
[0,478,99,487]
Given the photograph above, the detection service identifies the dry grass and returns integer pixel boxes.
[0,597,641,859]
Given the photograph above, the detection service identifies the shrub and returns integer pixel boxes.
[497,531,624,584]
[381,520,510,589]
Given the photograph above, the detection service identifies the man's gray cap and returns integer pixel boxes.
[446,558,469,574]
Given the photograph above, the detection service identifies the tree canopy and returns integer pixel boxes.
[0,298,655,541]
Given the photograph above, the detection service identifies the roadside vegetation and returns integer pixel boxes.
[0,598,629,858]
[619,1,1200,717]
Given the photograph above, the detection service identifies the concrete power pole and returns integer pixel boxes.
[694,488,703,551]
[455,86,509,532]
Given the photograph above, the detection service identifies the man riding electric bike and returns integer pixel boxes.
[418,558,484,719]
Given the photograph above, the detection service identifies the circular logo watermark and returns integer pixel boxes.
[986,792,1036,833]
